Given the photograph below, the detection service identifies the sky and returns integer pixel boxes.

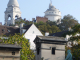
[0,0,80,25]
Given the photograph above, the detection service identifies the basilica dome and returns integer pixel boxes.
[7,0,19,7]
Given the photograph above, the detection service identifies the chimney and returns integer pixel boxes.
[0,22,2,25]
[32,18,35,21]
[15,24,19,28]
[20,23,24,35]
[20,23,24,28]
[45,32,49,36]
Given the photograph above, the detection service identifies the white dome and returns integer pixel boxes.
[8,0,19,7]
[44,1,61,23]
[47,3,59,12]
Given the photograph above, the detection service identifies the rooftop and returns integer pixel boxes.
[34,36,67,45]
[0,44,22,49]
[0,25,20,36]
[49,31,68,37]
[37,36,66,41]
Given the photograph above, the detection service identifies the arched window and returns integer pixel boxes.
[15,15,18,20]
[8,15,11,20]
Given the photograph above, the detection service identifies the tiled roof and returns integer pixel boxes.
[49,31,68,37]
[0,44,22,49]
[0,25,20,36]
[22,24,32,29]
[34,36,67,44]
[37,36,65,41]
[22,24,32,34]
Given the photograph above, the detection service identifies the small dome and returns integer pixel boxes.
[46,2,59,12]
[8,0,19,7]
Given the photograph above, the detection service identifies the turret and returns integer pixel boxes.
[44,0,61,24]
[5,0,21,26]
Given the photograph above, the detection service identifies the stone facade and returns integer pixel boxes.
[0,50,20,60]
[34,36,67,60]
[41,44,65,60]
[0,44,21,60]
[5,0,21,26]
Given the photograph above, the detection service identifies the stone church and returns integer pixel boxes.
[4,0,61,25]
[4,0,21,26]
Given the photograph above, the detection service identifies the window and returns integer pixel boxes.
[2,29,4,31]
[8,15,11,20]
[52,47,55,55]
[12,52,15,55]
[2,29,5,33]
[33,31,34,34]
[7,30,10,32]
[15,15,18,20]
[37,47,40,55]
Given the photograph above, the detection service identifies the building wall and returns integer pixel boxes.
[36,16,48,23]
[45,11,61,16]
[23,24,43,50]
[0,58,19,60]
[0,50,20,60]
[36,43,65,60]
[45,15,61,22]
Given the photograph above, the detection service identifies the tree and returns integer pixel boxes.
[15,19,25,26]
[58,14,79,31]
[1,34,35,60]
[46,20,57,26]
[51,25,61,33]
[34,22,61,35]
[65,24,80,60]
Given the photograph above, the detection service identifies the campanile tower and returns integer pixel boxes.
[5,0,21,26]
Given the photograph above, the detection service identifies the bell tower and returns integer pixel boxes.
[5,0,21,26]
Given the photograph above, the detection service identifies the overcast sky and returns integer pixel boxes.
[0,0,80,24]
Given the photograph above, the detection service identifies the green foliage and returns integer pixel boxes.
[34,22,61,35]
[66,44,80,60]
[23,14,79,35]
[1,34,35,60]
[71,44,80,60]
[62,24,80,37]
[46,20,57,26]
[65,24,80,60]
[15,19,25,26]
[58,14,79,31]
[72,24,80,33]
[24,21,33,26]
